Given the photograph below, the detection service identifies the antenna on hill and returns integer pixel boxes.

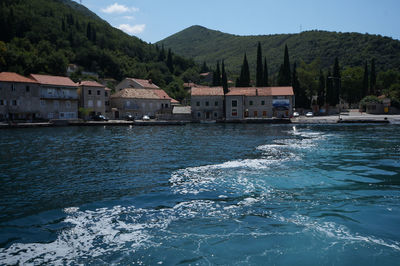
[79,0,82,4]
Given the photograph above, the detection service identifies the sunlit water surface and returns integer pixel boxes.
[0,124,399,265]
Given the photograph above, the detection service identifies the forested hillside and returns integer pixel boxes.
[159,25,400,75]
[0,0,197,100]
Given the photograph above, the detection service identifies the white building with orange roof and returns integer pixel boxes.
[190,86,224,121]
[0,72,40,121]
[225,87,294,120]
[30,74,78,120]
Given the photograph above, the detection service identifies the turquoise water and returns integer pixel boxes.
[0,124,399,265]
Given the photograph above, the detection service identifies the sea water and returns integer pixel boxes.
[0,124,399,265]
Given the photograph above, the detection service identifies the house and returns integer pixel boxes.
[225,87,294,120]
[191,86,224,121]
[30,74,78,120]
[115,78,160,91]
[110,88,176,119]
[0,72,40,121]
[78,80,108,119]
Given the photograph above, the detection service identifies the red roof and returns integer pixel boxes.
[80,80,104,87]
[111,88,178,103]
[0,72,37,83]
[152,89,179,103]
[128,78,159,89]
[226,87,294,96]
[191,86,224,96]
[30,74,77,87]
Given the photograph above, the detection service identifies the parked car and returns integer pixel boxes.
[142,115,150,120]
[293,112,300,117]
[126,114,134,121]
[305,112,314,117]
[93,114,108,121]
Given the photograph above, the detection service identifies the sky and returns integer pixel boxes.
[74,0,400,43]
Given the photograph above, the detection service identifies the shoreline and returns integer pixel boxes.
[1,114,400,129]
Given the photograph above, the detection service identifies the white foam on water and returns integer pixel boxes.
[273,213,400,252]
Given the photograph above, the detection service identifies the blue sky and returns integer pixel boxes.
[75,0,400,43]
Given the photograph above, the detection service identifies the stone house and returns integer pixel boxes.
[110,88,175,119]
[0,72,40,121]
[78,80,108,119]
[115,78,160,91]
[30,74,78,120]
[225,87,294,120]
[191,87,224,121]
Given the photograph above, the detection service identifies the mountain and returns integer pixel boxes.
[0,0,196,100]
[159,25,400,75]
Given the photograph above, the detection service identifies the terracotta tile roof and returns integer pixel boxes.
[127,78,159,89]
[30,74,77,87]
[80,80,105,87]
[105,87,112,91]
[200,72,212,76]
[183,82,202,88]
[191,86,224,96]
[111,88,177,103]
[226,87,294,96]
[0,72,38,83]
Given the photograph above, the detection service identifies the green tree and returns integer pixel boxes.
[166,48,174,73]
[341,66,363,105]
[158,44,166,61]
[200,61,209,73]
[362,61,369,98]
[256,42,263,86]
[332,57,341,106]
[221,60,228,93]
[292,62,309,108]
[263,57,269,86]
[370,58,376,95]
[278,44,291,86]
[326,70,334,106]
[213,61,221,86]
[317,70,325,107]
[237,53,250,87]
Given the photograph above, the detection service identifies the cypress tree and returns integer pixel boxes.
[166,49,173,73]
[158,44,166,61]
[292,62,308,108]
[370,59,376,95]
[221,60,228,93]
[213,61,221,86]
[332,57,341,106]
[61,18,66,32]
[201,61,209,73]
[86,22,92,40]
[238,53,250,87]
[277,45,291,86]
[256,42,263,86]
[263,57,269,86]
[362,61,369,98]
[326,70,334,106]
[317,70,325,107]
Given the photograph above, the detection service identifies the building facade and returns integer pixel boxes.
[78,80,108,119]
[191,87,224,121]
[0,72,40,121]
[225,87,294,120]
[30,74,78,120]
[110,88,174,119]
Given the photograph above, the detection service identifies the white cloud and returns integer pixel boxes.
[102,3,139,14]
[123,16,135,20]
[118,24,146,34]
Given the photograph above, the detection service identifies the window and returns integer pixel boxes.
[232,109,238,116]
[105,101,110,106]
[215,101,218,106]
[105,91,108,97]
[97,100,102,107]
[232,100,237,107]
[249,100,253,106]
[12,100,17,106]
[254,111,258,117]
[88,90,92,95]
[205,101,209,106]
[26,86,30,92]
[263,111,267,117]
[47,88,53,95]
[0,100,3,105]
[54,100,59,108]
[97,90,100,95]
[66,101,71,109]
[165,103,168,108]
[196,101,200,106]
[88,100,93,107]
[11,84,15,91]
[261,100,265,105]
[197,112,201,118]
[40,100,46,107]
[214,112,218,117]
